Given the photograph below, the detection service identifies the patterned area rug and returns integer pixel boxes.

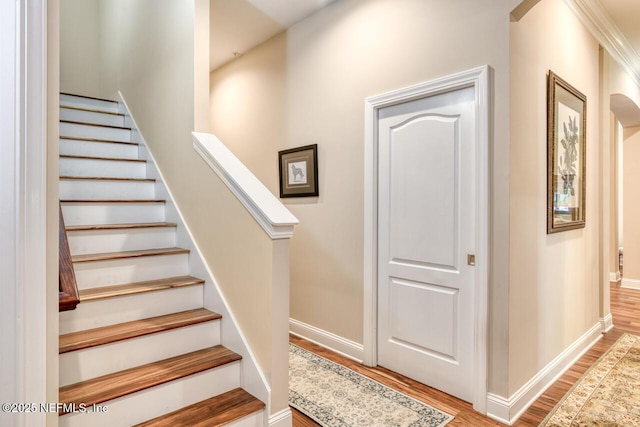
[289,344,453,427]
[541,333,640,426]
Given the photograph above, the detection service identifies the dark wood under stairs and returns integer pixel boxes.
[61,104,126,118]
[59,308,222,353]
[60,153,148,163]
[134,388,265,427]
[59,92,265,426]
[61,176,157,182]
[59,346,242,414]
[78,275,203,301]
[66,221,177,232]
[59,204,80,312]
[71,247,190,263]
[60,119,133,131]
[62,135,139,145]
[61,199,167,203]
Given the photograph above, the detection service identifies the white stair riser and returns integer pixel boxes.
[74,254,189,289]
[60,157,146,179]
[59,285,203,334]
[60,94,119,113]
[61,202,165,226]
[229,412,264,427]
[59,364,241,427]
[60,180,156,200]
[67,227,176,255]
[60,108,124,127]
[56,96,257,427]
[60,122,131,142]
[60,321,221,386]
[60,139,139,159]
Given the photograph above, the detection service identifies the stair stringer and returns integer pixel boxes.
[113,92,278,425]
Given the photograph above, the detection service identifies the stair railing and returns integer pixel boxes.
[59,203,80,311]
[192,131,298,422]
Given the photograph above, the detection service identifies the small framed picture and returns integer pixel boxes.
[547,71,587,234]
[278,144,318,198]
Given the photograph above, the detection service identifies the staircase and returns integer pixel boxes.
[58,93,265,427]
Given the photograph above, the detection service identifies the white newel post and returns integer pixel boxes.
[192,132,297,427]
[268,238,293,427]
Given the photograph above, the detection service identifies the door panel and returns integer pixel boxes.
[377,86,475,402]
[388,278,458,359]
[389,114,459,269]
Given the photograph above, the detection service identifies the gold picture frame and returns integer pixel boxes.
[547,71,586,234]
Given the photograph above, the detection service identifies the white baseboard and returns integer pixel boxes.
[600,313,614,333]
[486,322,602,425]
[268,408,292,427]
[610,271,621,282]
[486,394,511,425]
[621,278,640,290]
[289,318,364,363]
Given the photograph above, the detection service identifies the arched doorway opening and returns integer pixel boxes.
[610,93,640,288]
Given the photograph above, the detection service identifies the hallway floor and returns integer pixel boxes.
[290,282,640,426]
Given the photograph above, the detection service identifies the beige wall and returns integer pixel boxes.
[609,58,640,112]
[509,0,601,394]
[60,0,101,97]
[59,0,292,415]
[211,0,517,396]
[210,32,287,193]
[623,127,640,282]
[93,0,290,387]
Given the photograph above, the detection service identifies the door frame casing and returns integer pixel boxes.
[363,65,491,413]
[1,1,52,426]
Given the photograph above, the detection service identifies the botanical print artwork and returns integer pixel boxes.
[546,71,586,233]
[289,344,453,427]
[555,102,581,210]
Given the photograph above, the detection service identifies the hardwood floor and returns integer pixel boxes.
[290,282,640,426]
[59,346,241,413]
[290,334,504,427]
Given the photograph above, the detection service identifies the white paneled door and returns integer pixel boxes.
[377,85,477,403]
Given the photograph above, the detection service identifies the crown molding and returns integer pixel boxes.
[563,0,640,87]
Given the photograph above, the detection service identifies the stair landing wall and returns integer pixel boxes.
[117,92,293,425]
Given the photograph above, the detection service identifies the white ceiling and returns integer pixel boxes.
[210,0,335,70]
[209,0,640,84]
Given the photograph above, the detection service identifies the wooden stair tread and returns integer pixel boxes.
[72,247,189,263]
[78,275,204,301]
[60,119,131,130]
[61,92,118,104]
[59,308,220,353]
[58,345,241,414]
[60,154,146,163]
[134,388,264,427]
[60,105,125,116]
[60,199,166,204]
[60,176,155,182]
[60,136,138,145]
[67,222,176,231]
